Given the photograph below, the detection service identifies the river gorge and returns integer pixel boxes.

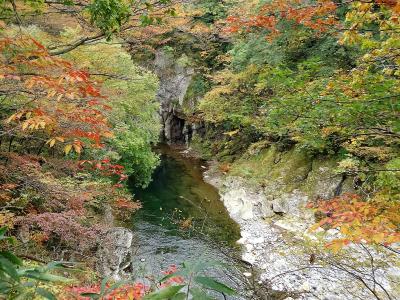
[118,145,399,300]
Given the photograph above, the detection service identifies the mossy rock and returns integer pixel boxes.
[301,157,343,200]
[230,145,313,193]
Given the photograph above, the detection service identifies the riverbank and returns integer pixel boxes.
[202,157,400,300]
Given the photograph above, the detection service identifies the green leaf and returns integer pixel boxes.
[0,281,11,294]
[80,292,100,299]
[182,260,223,274]
[194,277,235,295]
[190,288,215,300]
[0,227,14,243]
[0,227,7,238]
[14,291,32,300]
[143,285,185,300]
[100,276,110,295]
[0,251,22,266]
[0,257,19,281]
[160,270,187,283]
[171,292,186,300]
[45,261,74,271]
[36,288,57,300]
[23,270,72,283]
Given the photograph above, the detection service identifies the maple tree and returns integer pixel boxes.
[226,0,338,40]
[1,35,113,155]
[226,0,400,37]
[308,193,400,252]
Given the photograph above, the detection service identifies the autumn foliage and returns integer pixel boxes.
[79,159,128,186]
[226,0,400,39]
[308,194,400,252]
[64,265,184,299]
[1,35,113,155]
[226,0,338,39]
[64,282,148,300]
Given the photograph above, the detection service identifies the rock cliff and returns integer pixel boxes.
[154,50,194,144]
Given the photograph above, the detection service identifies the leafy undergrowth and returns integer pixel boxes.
[62,263,236,300]
[0,151,139,265]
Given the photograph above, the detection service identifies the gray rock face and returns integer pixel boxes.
[96,227,134,280]
[258,201,275,219]
[271,198,288,214]
[155,50,194,143]
[305,162,345,199]
[204,162,400,300]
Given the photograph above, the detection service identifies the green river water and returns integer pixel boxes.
[130,145,249,299]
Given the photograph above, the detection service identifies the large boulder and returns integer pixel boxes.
[96,227,134,280]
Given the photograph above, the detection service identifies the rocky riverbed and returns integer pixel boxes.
[95,146,399,300]
[204,162,400,300]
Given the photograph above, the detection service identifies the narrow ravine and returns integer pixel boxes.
[129,145,252,299]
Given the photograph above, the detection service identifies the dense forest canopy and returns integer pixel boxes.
[0,0,399,299]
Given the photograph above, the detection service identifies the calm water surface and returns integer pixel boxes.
[130,145,248,298]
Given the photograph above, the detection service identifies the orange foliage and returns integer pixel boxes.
[308,193,400,252]
[218,163,231,173]
[114,197,142,212]
[226,0,338,39]
[160,265,185,288]
[64,282,148,300]
[79,159,128,186]
[64,266,184,299]
[226,0,400,39]
[0,35,113,155]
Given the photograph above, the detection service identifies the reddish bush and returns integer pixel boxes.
[64,282,148,300]
[18,211,105,251]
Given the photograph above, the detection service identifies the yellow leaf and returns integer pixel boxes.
[22,122,29,131]
[327,240,344,253]
[308,223,321,232]
[6,114,16,123]
[73,144,81,154]
[223,129,239,137]
[49,139,56,148]
[26,81,35,89]
[372,232,385,244]
[102,131,114,138]
[55,137,65,142]
[340,225,350,235]
[386,235,400,244]
[47,90,56,98]
[64,144,72,155]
